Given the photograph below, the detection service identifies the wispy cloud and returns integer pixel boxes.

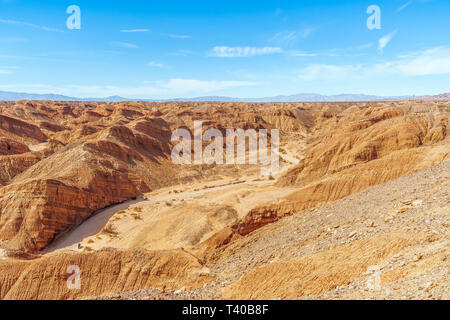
[167,34,192,39]
[326,42,374,57]
[170,49,194,57]
[120,29,150,33]
[374,46,450,76]
[298,64,362,81]
[357,43,374,50]
[0,66,19,74]
[111,41,139,49]
[0,36,28,43]
[297,46,450,81]
[0,18,63,32]
[290,42,374,59]
[269,28,315,46]
[289,51,318,57]
[119,29,191,40]
[209,46,283,58]
[147,61,164,68]
[0,79,258,99]
[397,1,413,12]
[378,29,398,52]
[160,79,257,93]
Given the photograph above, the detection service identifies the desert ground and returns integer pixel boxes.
[0,99,448,300]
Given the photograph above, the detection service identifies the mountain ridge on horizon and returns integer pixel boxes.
[0,90,448,103]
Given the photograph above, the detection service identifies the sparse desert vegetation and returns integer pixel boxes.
[131,213,142,220]
[102,223,118,237]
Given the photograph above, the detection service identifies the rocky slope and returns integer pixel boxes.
[231,102,449,236]
[0,248,213,300]
[220,160,450,300]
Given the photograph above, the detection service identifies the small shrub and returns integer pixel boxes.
[131,213,143,220]
[102,223,118,236]
[88,239,94,244]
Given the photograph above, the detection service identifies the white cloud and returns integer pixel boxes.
[378,29,398,52]
[147,61,164,68]
[0,66,19,74]
[160,79,256,93]
[269,28,315,46]
[0,36,27,42]
[111,41,139,49]
[375,46,450,76]
[120,29,150,33]
[289,51,318,57]
[170,50,194,56]
[327,43,374,56]
[298,64,362,81]
[0,79,258,99]
[167,34,191,39]
[298,46,450,81]
[397,1,413,12]
[357,43,374,50]
[0,18,63,32]
[209,46,283,58]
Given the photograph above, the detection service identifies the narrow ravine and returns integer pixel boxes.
[43,147,300,254]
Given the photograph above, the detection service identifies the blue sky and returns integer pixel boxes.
[0,0,449,99]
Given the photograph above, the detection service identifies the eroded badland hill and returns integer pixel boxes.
[0,100,448,300]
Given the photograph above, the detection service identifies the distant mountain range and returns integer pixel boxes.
[0,91,126,102]
[0,90,448,102]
